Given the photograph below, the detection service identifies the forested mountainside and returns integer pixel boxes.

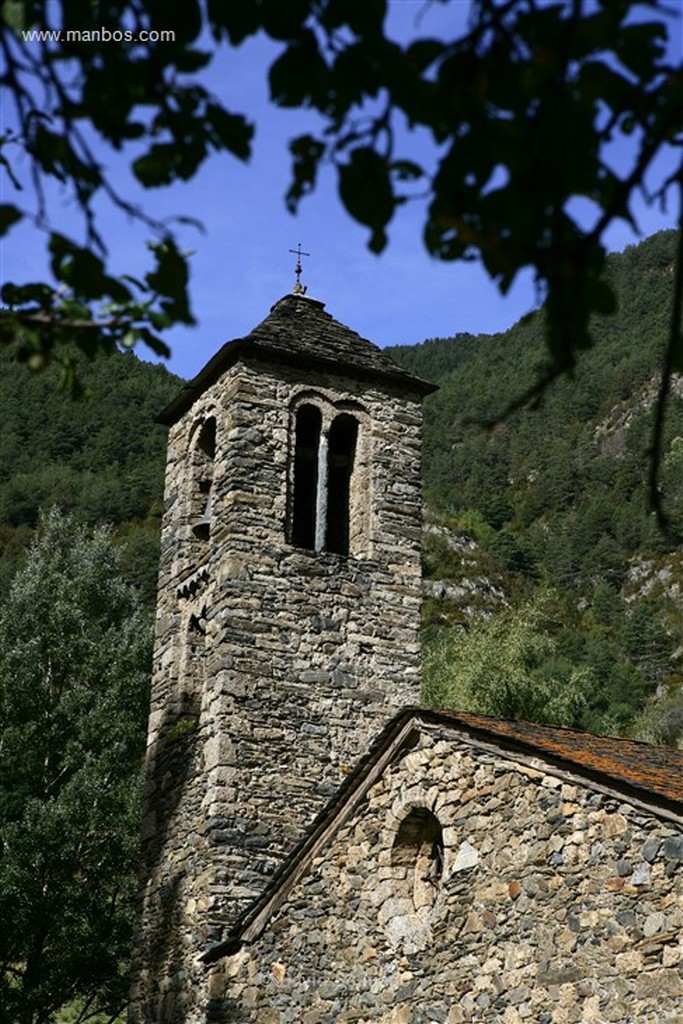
[388,229,683,742]
[389,229,682,555]
[0,230,681,740]
[0,347,180,601]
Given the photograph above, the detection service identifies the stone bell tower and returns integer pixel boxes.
[130,287,436,1023]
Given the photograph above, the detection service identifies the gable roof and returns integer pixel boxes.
[158,293,437,425]
[203,707,683,963]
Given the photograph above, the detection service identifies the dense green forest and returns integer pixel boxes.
[388,229,683,742]
[0,347,180,602]
[0,511,150,1024]
[0,349,178,1023]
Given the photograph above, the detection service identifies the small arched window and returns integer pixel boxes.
[290,405,360,557]
[192,417,216,541]
[392,808,444,911]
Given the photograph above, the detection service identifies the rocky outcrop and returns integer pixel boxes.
[422,523,507,623]
[594,374,683,460]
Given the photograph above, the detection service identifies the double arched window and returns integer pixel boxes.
[291,401,362,557]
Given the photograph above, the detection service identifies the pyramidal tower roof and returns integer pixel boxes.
[158,293,437,425]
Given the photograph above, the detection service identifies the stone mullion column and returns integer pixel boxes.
[314,430,328,552]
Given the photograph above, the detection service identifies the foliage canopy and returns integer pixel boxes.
[401,232,682,738]
[423,582,677,739]
[0,344,179,599]
[391,230,683,549]
[2,0,682,490]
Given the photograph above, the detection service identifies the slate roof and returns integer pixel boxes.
[203,707,683,961]
[158,293,437,425]
[432,708,683,805]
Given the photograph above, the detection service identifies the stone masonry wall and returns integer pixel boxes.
[130,355,425,1022]
[213,727,683,1024]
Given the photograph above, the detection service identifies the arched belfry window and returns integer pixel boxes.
[191,417,216,541]
[290,403,363,557]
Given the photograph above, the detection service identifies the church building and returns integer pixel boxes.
[130,285,683,1024]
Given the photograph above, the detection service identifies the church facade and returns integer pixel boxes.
[204,709,683,1024]
[130,291,683,1024]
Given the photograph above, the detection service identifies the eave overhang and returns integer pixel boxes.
[157,295,438,426]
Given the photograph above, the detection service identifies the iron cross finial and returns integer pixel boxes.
[289,243,310,294]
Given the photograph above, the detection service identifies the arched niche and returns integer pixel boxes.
[292,404,322,550]
[391,806,444,911]
[326,413,359,555]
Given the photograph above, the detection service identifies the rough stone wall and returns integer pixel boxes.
[130,356,425,1022]
[214,727,683,1024]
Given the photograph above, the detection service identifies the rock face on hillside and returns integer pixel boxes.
[422,522,507,624]
[626,553,683,666]
[626,551,683,607]
[595,374,683,460]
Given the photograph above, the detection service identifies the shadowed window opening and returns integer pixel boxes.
[291,405,361,556]
[292,404,322,549]
[192,418,216,541]
[392,807,444,910]
[326,414,358,556]
[184,607,206,695]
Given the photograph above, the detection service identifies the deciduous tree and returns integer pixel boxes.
[423,593,586,725]
[0,510,151,1024]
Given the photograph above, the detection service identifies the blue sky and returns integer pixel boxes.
[2,1,681,381]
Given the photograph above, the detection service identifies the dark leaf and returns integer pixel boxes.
[205,105,253,160]
[145,240,193,325]
[132,145,179,187]
[208,0,261,43]
[287,134,325,212]
[406,39,445,74]
[171,49,213,73]
[320,0,386,39]
[616,20,667,80]
[0,204,22,236]
[49,235,130,303]
[368,226,388,254]
[135,326,172,358]
[1,281,55,307]
[260,0,310,41]
[147,0,201,43]
[269,32,328,108]
[338,147,394,233]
